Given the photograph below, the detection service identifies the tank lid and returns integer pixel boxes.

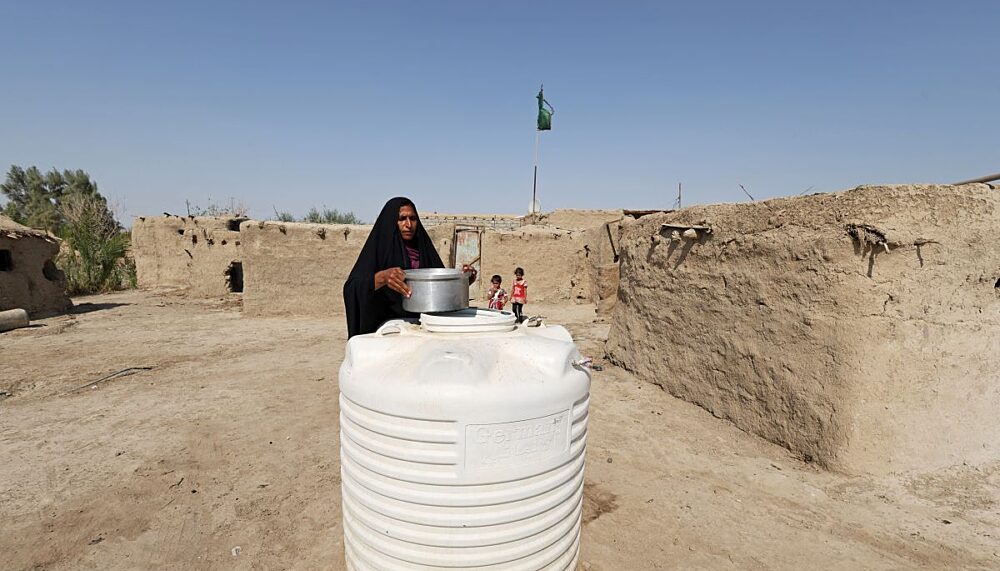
[420,307,517,333]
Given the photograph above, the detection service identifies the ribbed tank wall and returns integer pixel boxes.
[340,390,590,570]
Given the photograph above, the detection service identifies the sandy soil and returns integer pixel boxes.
[2,290,998,570]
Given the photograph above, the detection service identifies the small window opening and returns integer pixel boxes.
[0,249,12,271]
[177,229,184,236]
[226,261,244,293]
[227,219,241,232]
[43,259,60,281]
[191,234,198,245]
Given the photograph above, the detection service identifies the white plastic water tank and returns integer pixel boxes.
[339,308,591,570]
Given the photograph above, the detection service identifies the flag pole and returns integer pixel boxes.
[532,129,540,214]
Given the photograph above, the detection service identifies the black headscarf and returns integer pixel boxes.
[343,197,444,338]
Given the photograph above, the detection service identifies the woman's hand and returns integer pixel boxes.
[375,267,411,297]
[462,264,477,284]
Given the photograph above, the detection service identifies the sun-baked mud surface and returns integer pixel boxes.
[1,291,998,570]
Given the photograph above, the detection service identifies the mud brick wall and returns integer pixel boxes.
[607,184,1000,474]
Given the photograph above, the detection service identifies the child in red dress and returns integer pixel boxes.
[510,267,527,323]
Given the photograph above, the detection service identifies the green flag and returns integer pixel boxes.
[536,87,553,131]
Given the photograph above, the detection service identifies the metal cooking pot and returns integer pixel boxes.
[402,268,471,313]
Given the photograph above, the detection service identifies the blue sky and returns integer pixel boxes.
[1,1,997,223]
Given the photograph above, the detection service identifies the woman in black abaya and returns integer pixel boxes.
[343,197,474,338]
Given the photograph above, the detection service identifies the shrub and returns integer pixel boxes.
[271,208,296,222]
[186,198,248,218]
[58,195,135,294]
[303,206,362,224]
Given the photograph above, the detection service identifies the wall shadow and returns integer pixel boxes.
[70,303,132,315]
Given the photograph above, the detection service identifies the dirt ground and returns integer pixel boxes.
[2,290,999,570]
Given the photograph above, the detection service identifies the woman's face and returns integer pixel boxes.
[397,205,418,241]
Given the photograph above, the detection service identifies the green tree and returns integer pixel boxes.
[0,165,112,234]
[1,165,134,294]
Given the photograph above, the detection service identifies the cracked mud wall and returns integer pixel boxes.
[426,224,455,268]
[132,216,243,296]
[240,221,372,317]
[478,226,592,304]
[607,184,1000,474]
[0,215,71,316]
[530,209,625,231]
[582,220,624,314]
[240,221,453,317]
[131,212,615,315]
